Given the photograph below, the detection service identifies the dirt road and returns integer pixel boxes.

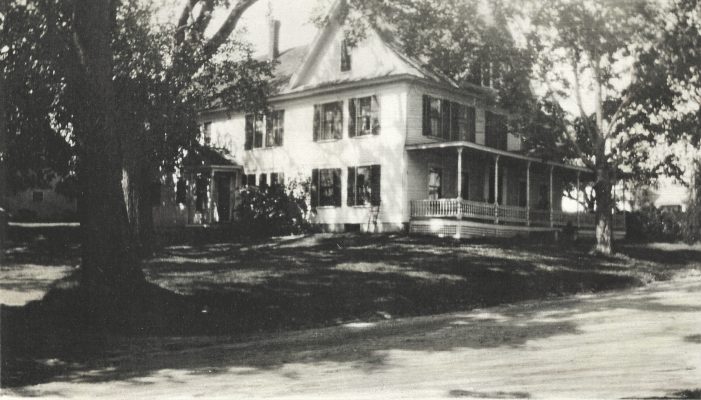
[5,273,701,399]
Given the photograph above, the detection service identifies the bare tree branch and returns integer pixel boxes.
[203,0,259,59]
[175,0,198,45]
[193,0,215,38]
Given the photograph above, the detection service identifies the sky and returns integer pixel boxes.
[166,0,322,57]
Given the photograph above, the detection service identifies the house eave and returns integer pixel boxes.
[406,141,591,174]
[199,75,489,119]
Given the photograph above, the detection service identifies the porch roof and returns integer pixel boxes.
[405,140,590,174]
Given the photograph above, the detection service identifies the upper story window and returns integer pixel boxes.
[349,96,380,137]
[341,39,352,71]
[347,165,381,206]
[485,111,508,150]
[203,122,212,146]
[313,101,343,141]
[266,110,284,147]
[245,110,284,150]
[422,95,476,141]
[311,168,342,208]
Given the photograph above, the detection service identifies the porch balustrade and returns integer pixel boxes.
[410,199,626,231]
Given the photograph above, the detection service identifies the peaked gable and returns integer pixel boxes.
[287,3,426,92]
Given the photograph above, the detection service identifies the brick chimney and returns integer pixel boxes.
[268,19,280,60]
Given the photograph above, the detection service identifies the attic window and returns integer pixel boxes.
[341,39,351,72]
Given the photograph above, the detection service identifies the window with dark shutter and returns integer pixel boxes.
[349,96,379,137]
[347,165,381,206]
[466,106,476,142]
[316,168,342,207]
[259,173,268,189]
[265,110,284,147]
[254,114,264,148]
[424,96,442,137]
[314,101,343,141]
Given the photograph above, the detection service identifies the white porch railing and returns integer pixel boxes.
[410,199,626,231]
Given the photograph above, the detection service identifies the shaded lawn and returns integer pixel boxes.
[2,228,700,389]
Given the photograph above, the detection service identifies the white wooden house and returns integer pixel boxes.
[155,2,626,239]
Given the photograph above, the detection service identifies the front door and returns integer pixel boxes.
[215,173,232,222]
[428,167,442,200]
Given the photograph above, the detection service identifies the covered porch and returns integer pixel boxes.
[406,141,626,239]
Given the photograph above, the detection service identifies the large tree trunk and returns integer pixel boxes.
[122,147,155,258]
[594,163,614,255]
[72,0,144,290]
[0,76,7,248]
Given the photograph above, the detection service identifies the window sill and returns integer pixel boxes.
[314,138,342,144]
[350,133,377,139]
[315,205,340,209]
[246,145,282,151]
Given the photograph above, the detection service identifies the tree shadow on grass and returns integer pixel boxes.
[2,234,700,391]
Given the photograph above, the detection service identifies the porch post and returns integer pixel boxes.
[526,161,531,226]
[576,171,581,229]
[549,165,554,228]
[209,169,216,224]
[456,147,463,200]
[494,155,500,223]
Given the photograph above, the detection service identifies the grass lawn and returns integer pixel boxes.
[2,225,701,388]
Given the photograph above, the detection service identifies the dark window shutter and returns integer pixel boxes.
[310,169,319,208]
[277,110,284,146]
[334,102,343,139]
[467,106,476,142]
[371,165,381,206]
[348,99,356,138]
[371,95,380,135]
[265,113,273,147]
[441,99,451,140]
[313,105,321,141]
[333,168,342,207]
[347,167,356,206]
[245,114,253,150]
[259,173,268,188]
[450,102,459,141]
[422,95,430,136]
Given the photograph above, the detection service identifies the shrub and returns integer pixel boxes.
[236,179,312,237]
[627,207,687,243]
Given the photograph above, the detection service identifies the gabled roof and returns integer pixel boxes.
[183,146,242,169]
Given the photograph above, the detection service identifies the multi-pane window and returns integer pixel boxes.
[245,114,265,149]
[266,110,284,147]
[422,95,476,141]
[341,39,351,72]
[259,173,268,188]
[313,101,343,141]
[422,95,443,138]
[457,104,476,142]
[349,96,380,136]
[311,168,342,207]
[347,165,381,206]
[32,191,44,202]
[245,110,284,150]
